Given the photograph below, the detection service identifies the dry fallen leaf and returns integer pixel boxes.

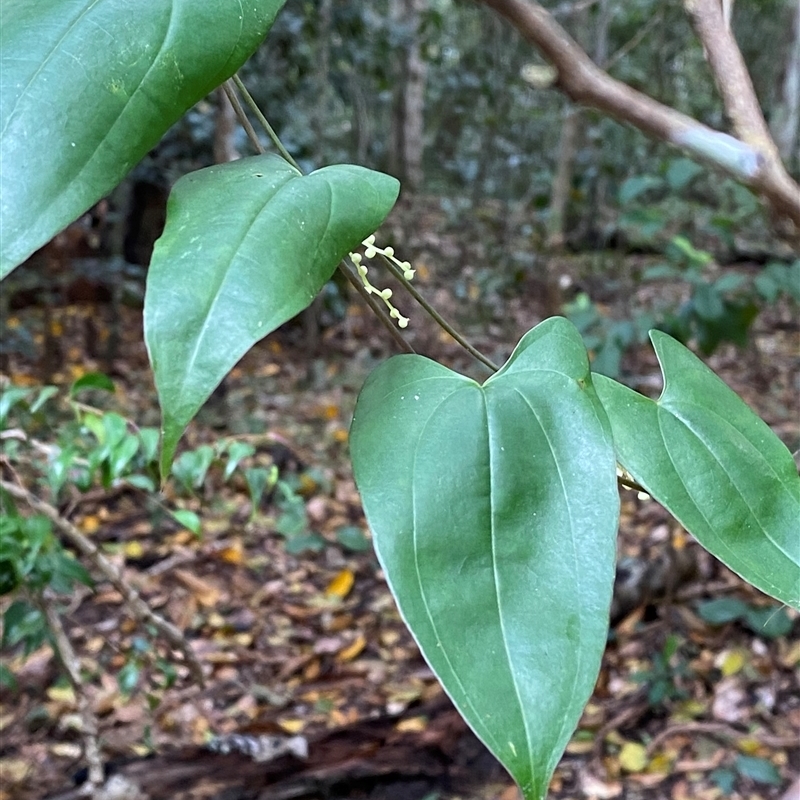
[278,718,305,734]
[0,758,31,784]
[174,568,223,607]
[619,741,648,772]
[326,568,355,600]
[336,633,366,662]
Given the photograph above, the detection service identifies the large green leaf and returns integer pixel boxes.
[595,331,800,609]
[145,154,399,474]
[0,0,284,278]
[350,317,619,800]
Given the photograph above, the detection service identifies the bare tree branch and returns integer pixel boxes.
[684,0,799,217]
[686,0,769,147]
[479,0,800,233]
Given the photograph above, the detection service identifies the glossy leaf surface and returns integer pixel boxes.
[595,331,800,609]
[350,318,619,799]
[145,154,398,473]
[1,0,284,277]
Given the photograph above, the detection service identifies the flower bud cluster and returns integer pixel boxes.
[349,234,414,328]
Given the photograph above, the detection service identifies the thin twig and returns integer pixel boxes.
[603,12,660,72]
[36,591,104,789]
[0,480,205,687]
[231,74,301,171]
[646,720,800,756]
[338,261,416,354]
[684,0,776,154]
[222,80,265,155]
[617,474,647,494]
[379,254,500,373]
[590,699,650,759]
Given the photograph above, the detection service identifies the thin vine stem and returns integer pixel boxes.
[225,75,496,373]
[232,74,301,171]
[223,80,264,154]
[379,254,500,373]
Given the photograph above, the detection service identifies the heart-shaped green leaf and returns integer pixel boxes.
[350,317,619,800]
[595,331,800,609]
[0,0,285,278]
[145,154,399,474]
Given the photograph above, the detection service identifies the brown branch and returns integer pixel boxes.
[479,0,800,231]
[646,720,800,756]
[684,0,772,151]
[683,0,800,229]
[0,480,205,687]
[37,591,104,790]
[222,80,265,155]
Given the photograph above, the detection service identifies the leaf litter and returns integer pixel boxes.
[0,195,797,800]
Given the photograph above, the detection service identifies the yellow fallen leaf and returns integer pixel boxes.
[278,718,305,734]
[326,568,354,599]
[396,715,427,733]
[337,633,366,662]
[218,539,244,565]
[717,648,746,677]
[619,741,648,772]
[47,685,76,706]
[173,530,195,545]
[673,698,707,721]
[79,515,101,534]
[736,736,763,755]
[647,752,673,774]
[672,527,689,549]
[123,540,144,559]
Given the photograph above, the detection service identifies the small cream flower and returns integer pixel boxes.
[348,234,415,328]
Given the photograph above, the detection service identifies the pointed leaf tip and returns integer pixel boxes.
[1,0,286,278]
[596,331,800,610]
[146,155,399,472]
[351,318,618,798]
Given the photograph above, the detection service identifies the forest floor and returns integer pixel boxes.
[1,195,798,800]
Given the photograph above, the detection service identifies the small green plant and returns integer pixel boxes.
[711,755,784,794]
[630,634,692,707]
[0,510,92,600]
[697,598,795,639]
[642,235,762,355]
[0,378,319,703]
[273,475,325,554]
[563,291,655,377]
[565,246,798,377]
